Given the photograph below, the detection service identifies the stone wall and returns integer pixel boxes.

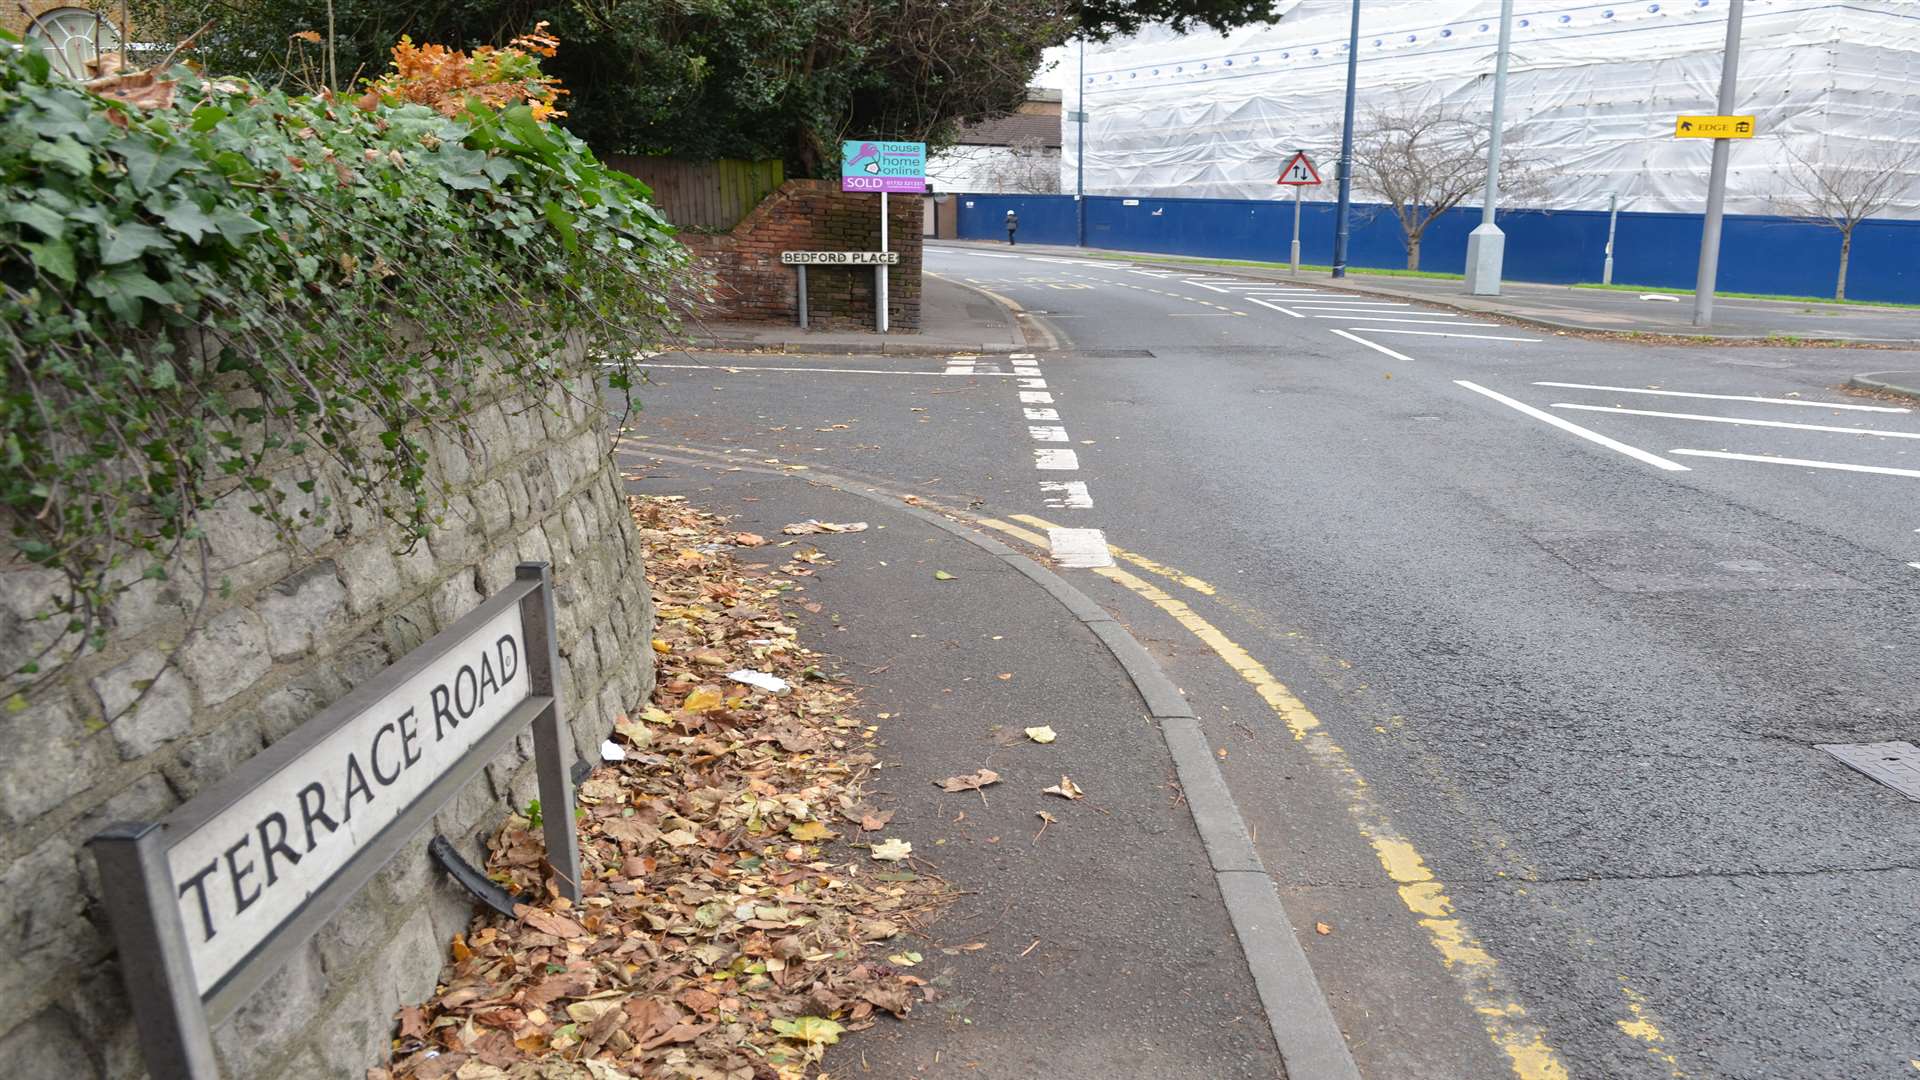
[0,361,655,1079]
[680,179,923,331]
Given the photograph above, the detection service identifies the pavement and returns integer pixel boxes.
[935,238,1920,345]
[611,450,1326,1079]
[1850,369,1920,400]
[668,270,1035,354]
[622,245,1920,1079]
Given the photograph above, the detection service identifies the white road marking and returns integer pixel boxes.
[1284,300,1413,308]
[1551,403,1920,440]
[1909,562,1920,570]
[1183,279,1237,293]
[1329,329,1421,365]
[1533,382,1912,414]
[1168,313,1237,317]
[1040,480,1094,508]
[1359,328,1544,342]
[1047,527,1116,568]
[1456,380,1690,471]
[1029,425,1070,441]
[1034,448,1080,470]
[1025,407,1061,420]
[1019,377,1048,389]
[1010,353,1037,360]
[1019,390,1054,403]
[1248,297,1303,318]
[638,363,1015,377]
[1669,449,1920,478]
[1311,316,1498,325]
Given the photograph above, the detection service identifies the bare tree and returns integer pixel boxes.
[979,136,1062,194]
[1771,140,1920,300]
[1351,101,1543,271]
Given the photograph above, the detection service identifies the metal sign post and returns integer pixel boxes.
[879,191,889,334]
[90,564,581,1080]
[1276,150,1322,274]
[841,140,926,334]
[1691,0,1747,327]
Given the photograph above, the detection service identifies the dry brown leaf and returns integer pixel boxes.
[514,905,586,939]
[935,768,1000,793]
[1042,775,1085,800]
[859,809,894,831]
[1316,921,1334,936]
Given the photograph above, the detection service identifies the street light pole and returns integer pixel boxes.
[1463,0,1514,295]
[1692,0,1744,327]
[1603,191,1619,285]
[1076,36,1087,248]
[1331,0,1360,278]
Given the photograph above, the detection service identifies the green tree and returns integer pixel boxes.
[126,0,1284,174]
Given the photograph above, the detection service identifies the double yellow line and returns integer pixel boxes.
[978,513,1578,1080]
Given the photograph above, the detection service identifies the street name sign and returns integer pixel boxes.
[1675,115,1755,138]
[90,564,581,1080]
[1277,150,1322,185]
[840,140,927,193]
[781,251,900,265]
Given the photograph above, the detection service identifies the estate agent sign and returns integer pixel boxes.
[90,563,582,1079]
[839,140,927,193]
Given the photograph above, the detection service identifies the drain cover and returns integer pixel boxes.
[1530,531,1862,593]
[1817,742,1920,802]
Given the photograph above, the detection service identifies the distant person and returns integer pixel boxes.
[1005,210,1018,245]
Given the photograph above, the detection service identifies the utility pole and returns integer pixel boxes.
[1075,37,1087,247]
[1331,0,1361,278]
[1692,0,1744,327]
[1462,0,1514,295]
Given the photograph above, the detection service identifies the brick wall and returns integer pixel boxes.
[0,358,656,1079]
[680,179,923,331]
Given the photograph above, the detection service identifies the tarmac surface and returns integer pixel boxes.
[621,245,1920,1079]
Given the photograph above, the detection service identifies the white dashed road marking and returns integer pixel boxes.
[1047,527,1116,568]
[1029,425,1070,442]
[1034,448,1080,470]
[1020,390,1054,404]
[1025,407,1061,420]
[1040,480,1094,508]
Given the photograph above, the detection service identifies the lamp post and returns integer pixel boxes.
[1331,0,1361,278]
[1602,192,1619,285]
[1075,37,1087,247]
[1692,0,1745,327]
[1463,0,1514,295]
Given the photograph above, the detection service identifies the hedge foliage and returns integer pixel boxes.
[0,31,685,684]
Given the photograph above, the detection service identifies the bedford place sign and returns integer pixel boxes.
[90,563,582,1080]
[780,251,899,265]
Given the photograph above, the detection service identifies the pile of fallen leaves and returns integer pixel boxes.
[378,496,947,1080]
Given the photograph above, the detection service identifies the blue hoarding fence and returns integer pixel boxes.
[952,192,1919,305]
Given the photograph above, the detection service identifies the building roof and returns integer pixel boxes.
[953,111,1062,149]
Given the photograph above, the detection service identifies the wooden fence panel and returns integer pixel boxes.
[604,157,786,231]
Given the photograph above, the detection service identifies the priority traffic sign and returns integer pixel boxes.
[1277,150,1321,185]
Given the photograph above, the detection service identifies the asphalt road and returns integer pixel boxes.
[622,246,1920,1080]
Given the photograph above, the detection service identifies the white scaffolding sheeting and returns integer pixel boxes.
[1061,0,1920,216]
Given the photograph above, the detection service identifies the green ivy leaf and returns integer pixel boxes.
[210,207,267,243]
[5,201,68,240]
[159,200,217,243]
[30,134,91,176]
[99,221,170,265]
[22,238,76,283]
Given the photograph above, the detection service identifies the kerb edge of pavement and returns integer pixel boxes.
[625,443,1364,1080]
[1848,370,1920,401]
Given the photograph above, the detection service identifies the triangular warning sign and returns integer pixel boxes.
[1276,151,1321,186]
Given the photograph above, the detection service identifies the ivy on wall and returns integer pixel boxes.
[0,30,687,687]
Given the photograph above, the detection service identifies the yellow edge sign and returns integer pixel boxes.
[1675,114,1756,138]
